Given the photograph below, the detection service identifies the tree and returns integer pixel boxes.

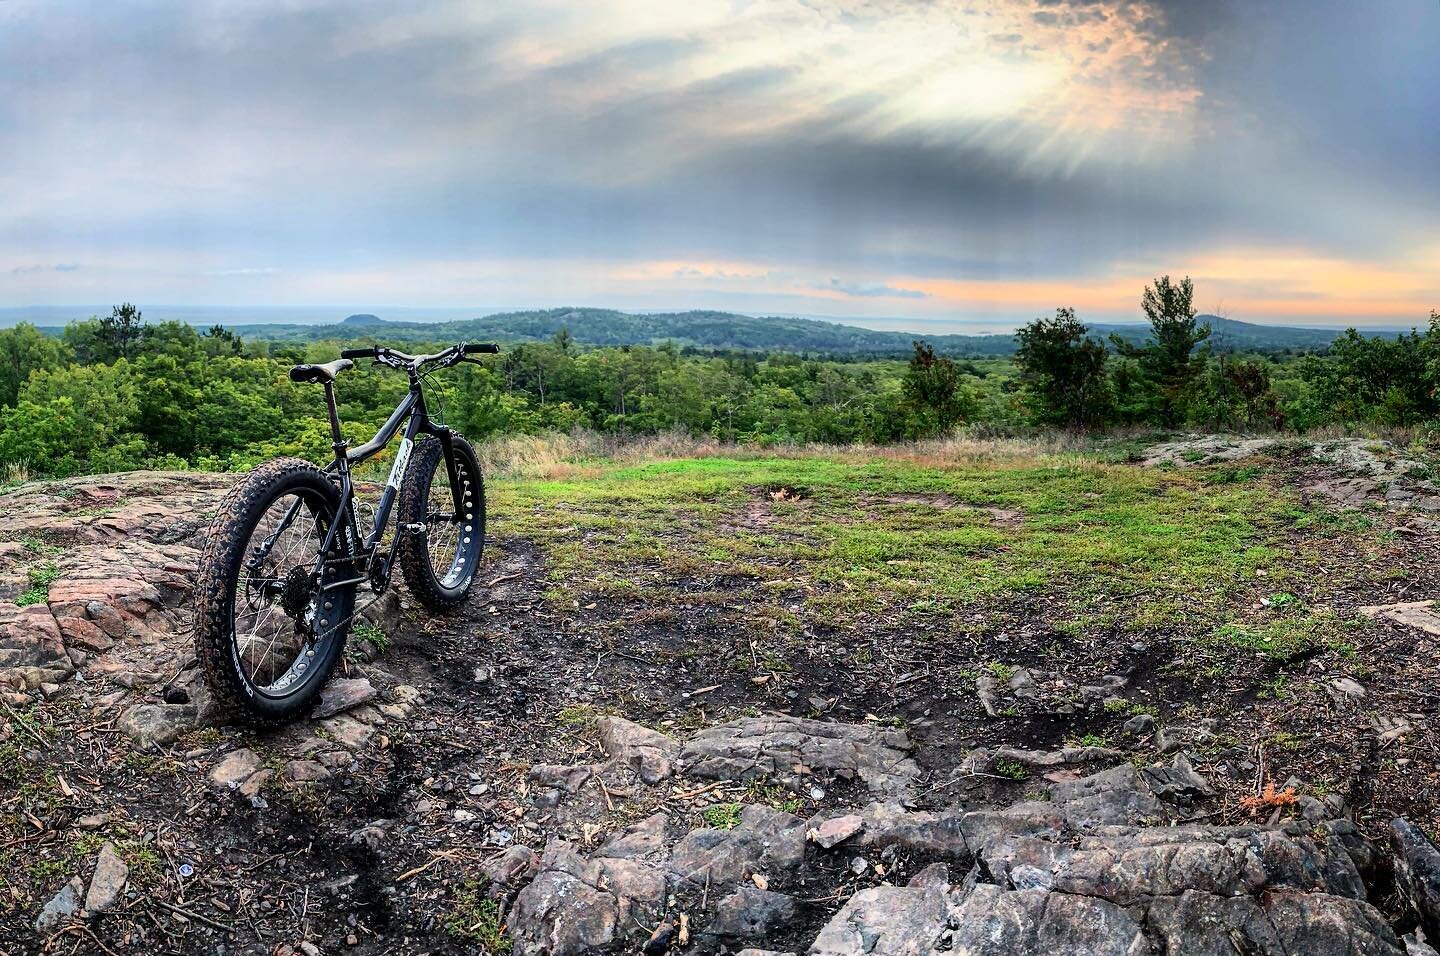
[1187,356,1284,430]
[0,322,68,407]
[901,340,975,436]
[1299,325,1440,425]
[206,324,244,355]
[552,326,575,355]
[101,302,145,361]
[1111,276,1210,425]
[1014,308,1111,428]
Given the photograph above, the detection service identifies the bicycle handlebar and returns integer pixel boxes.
[338,342,500,368]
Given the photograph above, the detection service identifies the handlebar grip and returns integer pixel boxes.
[463,343,500,354]
[341,347,378,359]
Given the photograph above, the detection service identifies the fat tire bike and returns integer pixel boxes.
[193,341,498,724]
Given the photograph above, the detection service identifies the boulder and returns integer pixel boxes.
[507,840,665,955]
[508,843,620,955]
[1393,818,1440,942]
[310,677,375,719]
[809,884,948,955]
[1141,753,1216,803]
[702,887,799,943]
[34,877,84,934]
[209,748,263,789]
[118,702,198,747]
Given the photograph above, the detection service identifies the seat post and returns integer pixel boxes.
[322,381,345,447]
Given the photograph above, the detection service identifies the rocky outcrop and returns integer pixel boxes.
[681,714,920,797]
[974,665,1131,718]
[498,734,1407,956]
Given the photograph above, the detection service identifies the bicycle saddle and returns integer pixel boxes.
[289,358,354,384]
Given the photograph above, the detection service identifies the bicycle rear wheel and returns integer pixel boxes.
[396,436,484,610]
[194,458,355,724]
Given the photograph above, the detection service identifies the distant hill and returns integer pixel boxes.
[1098,315,1341,353]
[219,307,1353,357]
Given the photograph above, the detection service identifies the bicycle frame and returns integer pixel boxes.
[258,371,463,597]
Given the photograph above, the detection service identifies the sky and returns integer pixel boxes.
[1,0,1438,330]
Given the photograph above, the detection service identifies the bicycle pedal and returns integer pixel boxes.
[403,522,428,534]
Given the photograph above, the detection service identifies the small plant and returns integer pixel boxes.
[987,661,1016,681]
[20,536,63,556]
[555,704,598,727]
[1103,697,1129,714]
[446,880,510,951]
[1239,782,1299,813]
[993,758,1028,780]
[746,782,803,814]
[349,623,391,659]
[702,802,743,830]
[16,562,61,607]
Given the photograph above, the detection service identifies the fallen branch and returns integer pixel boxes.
[155,900,235,933]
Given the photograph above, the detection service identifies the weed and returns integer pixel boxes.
[16,561,61,607]
[353,622,390,651]
[702,802,744,830]
[446,880,511,951]
[993,758,1028,780]
[555,704,599,727]
[987,661,1016,681]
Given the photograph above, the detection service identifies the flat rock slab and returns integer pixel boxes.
[1139,436,1277,468]
[810,884,950,955]
[976,666,1130,718]
[1361,601,1440,637]
[681,715,919,797]
[310,677,376,720]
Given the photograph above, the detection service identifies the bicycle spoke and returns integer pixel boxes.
[231,492,328,695]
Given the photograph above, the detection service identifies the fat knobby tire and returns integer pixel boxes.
[396,436,485,611]
[193,457,352,725]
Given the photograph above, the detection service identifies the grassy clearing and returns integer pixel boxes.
[490,449,1343,637]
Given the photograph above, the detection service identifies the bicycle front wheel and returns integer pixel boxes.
[396,436,485,610]
[194,458,356,724]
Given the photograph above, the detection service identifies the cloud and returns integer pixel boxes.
[0,0,1436,327]
[202,267,282,277]
[11,263,81,275]
[815,278,928,300]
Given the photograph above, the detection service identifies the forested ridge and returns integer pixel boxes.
[197,306,1349,356]
[1,281,1438,480]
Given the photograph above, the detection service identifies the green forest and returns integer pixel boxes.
[2,279,1439,480]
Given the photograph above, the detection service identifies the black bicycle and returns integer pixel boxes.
[194,342,498,723]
